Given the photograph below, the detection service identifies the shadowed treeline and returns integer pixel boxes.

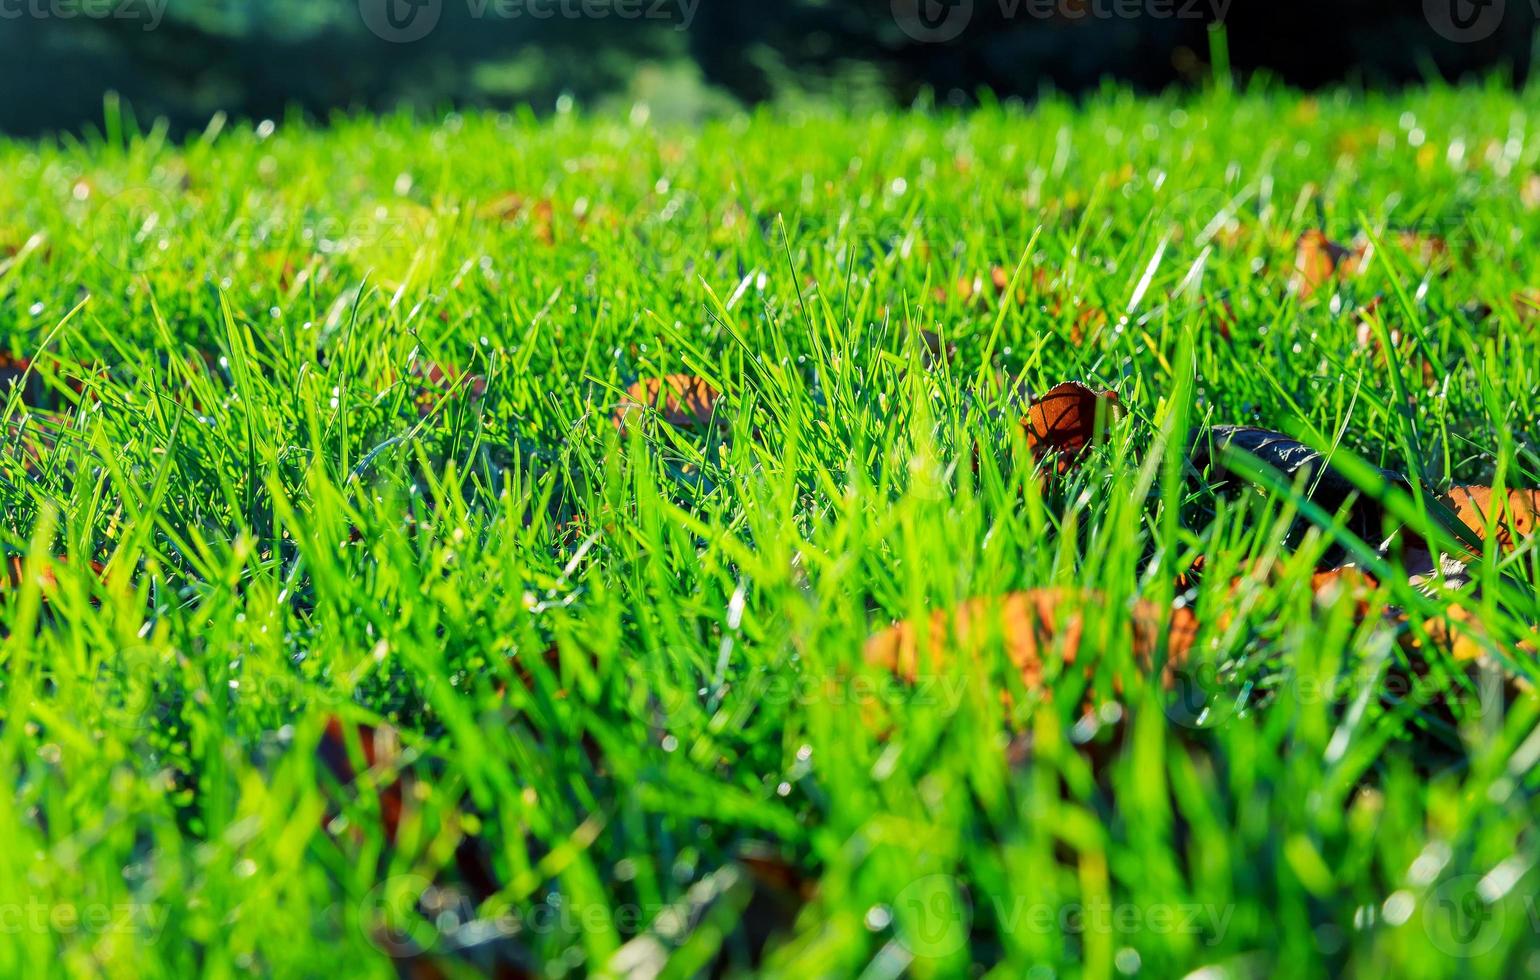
[0,0,1533,136]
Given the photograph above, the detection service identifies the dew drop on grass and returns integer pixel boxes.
[1381,890,1414,926]
[864,905,892,931]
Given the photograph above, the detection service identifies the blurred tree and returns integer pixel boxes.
[0,0,1532,137]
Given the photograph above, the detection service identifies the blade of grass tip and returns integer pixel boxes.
[1208,22,1233,95]
[1126,232,1170,317]
[1355,217,1434,487]
[1362,224,1450,387]
[334,272,371,482]
[1464,373,1513,576]
[974,227,1044,383]
[96,404,184,582]
[776,215,820,361]
[1152,320,1198,608]
[218,289,263,532]
[1068,183,1107,262]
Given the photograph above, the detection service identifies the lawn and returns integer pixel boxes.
[1,82,1540,978]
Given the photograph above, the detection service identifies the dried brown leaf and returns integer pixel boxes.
[1020,382,1121,473]
[614,374,723,434]
[1442,486,1540,553]
[1293,230,1357,299]
[863,589,1196,694]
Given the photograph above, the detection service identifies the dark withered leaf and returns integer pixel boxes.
[1194,426,1411,545]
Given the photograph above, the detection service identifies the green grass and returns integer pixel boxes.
[1,80,1540,978]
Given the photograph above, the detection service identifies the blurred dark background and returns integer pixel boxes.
[0,0,1534,137]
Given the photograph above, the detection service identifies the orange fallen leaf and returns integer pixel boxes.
[1064,306,1109,345]
[482,194,558,244]
[1442,486,1540,553]
[1513,290,1540,325]
[1178,559,1381,623]
[1524,174,1540,211]
[1292,230,1358,299]
[1029,269,1107,342]
[1308,567,1382,618]
[1397,605,1488,664]
[1388,231,1449,269]
[614,374,723,434]
[864,589,1196,695]
[1,555,59,593]
[1295,230,1449,301]
[1020,382,1121,472]
[410,362,487,418]
[0,556,109,616]
[990,265,1012,294]
[931,265,1032,312]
